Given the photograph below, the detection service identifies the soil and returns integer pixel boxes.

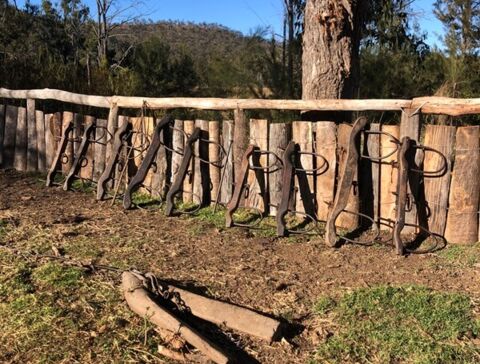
[1,169,479,363]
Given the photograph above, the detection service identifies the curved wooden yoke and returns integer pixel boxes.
[325,117,368,247]
[123,115,174,209]
[225,144,257,227]
[165,127,201,216]
[46,121,74,187]
[96,121,132,200]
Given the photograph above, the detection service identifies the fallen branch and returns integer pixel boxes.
[169,286,283,342]
[122,272,230,364]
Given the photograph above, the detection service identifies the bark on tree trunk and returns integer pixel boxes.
[302,0,364,103]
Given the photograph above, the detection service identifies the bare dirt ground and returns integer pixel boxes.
[1,169,479,363]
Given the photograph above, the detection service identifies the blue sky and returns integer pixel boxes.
[19,0,444,47]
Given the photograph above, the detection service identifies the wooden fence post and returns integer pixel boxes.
[14,106,27,171]
[336,123,360,229]
[26,99,37,172]
[269,122,291,216]
[365,123,380,225]
[220,120,234,205]
[151,116,170,198]
[209,120,221,205]
[400,109,421,232]
[247,119,269,212]
[233,108,248,182]
[93,118,107,182]
[0,104,5,167]
[62,111,74,174]
[79,115,95,180]
[423,125,456,235]
[379,124,400,229]
[44,113,55,170]
[315,122,337,221]
[35,110,46,172]
[292,121,315,217]
[183,120,195,203]
[193,119,210,206]
[171,119,184,184]
[3,105,17,169]
[444,126,479,244]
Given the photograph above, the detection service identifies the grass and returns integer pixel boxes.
[435,243,480,268]
[312,286,480,363]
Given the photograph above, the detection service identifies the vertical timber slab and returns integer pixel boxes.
[93,118,108,182]
[379,124,400,229]
[269,122,291,216]
[35,110,46,172]
[3,105,18,168]
[209,121,221,204]
[423,125,456,236]
[366,123,380,224]
[171,119,184,184]
[73,113,84,154]
[14,106,27,172]
[292,121,314,216]
[116,115,130,188]
[106,105,119,187]
[44,113,56,169]
[61,111,74,174]
[233,108,248,182]
[336,123,359,229]
[246,119,269,212]
[26,99,38,172]
[79,115,96,180]
[151,117,169,198]
[315,122,337,221]
[183,120,195,203]
[444,126,479,244]
[221,120,234,205]
[400,109,421,232]
[0,104,6,167]
[142,117,155,194]
[193,119,210,206]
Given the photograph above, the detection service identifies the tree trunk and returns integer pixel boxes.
[302,0,364,103]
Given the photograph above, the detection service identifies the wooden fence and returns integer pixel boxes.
[0,88,479,245]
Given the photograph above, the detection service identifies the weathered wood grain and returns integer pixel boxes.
[220,120,234,205]
[61,111,74,174]
[26,99,38,172]
[193,119,210,206]
[14,107,27,171]
[93,118,107,182]
[3,105,18,168]
[0,105,6,167]
[183,120,195,203]
[379,124,400,229]
[444,126,479,244]
[246,119,269,212]
[315,121,336,221]
[171,119,184,184]
[209,120,221,205]
[35,110,46,172]
[336,123,359,229]
[423,125,456,235]
[269,122,291,216]
[292,121,315,216]
[366,123,380,224]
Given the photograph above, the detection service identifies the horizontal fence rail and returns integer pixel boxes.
[2,88,480,115]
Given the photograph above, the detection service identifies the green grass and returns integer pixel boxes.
[436,243,480,268]
[313,286,480,363]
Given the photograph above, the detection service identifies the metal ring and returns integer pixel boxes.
[247,150,283,173]
[410,145,448,177]
[169,191,202,215]
[402,223,447,254]
[336,209,380,246]
[294,151,328,175]
[80,157,88,168]
[361,130,400,162]
[195,139,228,168]
[230,206,264,228]
[91,126,111,143]
[283,211,322,235]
